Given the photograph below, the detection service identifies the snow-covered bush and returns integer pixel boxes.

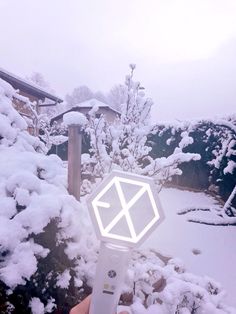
[127,252,235,314]
[0,78,97,313]
[39,117,68,153]
[82,65,200,192]
[149,117,236,224]
[152,115,236,199]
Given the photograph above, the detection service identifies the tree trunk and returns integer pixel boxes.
[223,185,236,216]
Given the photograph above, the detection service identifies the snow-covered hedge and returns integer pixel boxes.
[149,117,236,212]
[128,253,235,314]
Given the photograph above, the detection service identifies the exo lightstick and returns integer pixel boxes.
[87,170,165,314]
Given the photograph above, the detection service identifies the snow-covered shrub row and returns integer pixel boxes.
[127,251,235,314]
[0,78,97,313]
[149,117,236,211]
[81,65,200,194]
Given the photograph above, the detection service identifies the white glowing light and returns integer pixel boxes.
[88,172,164,246]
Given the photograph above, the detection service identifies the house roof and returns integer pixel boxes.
[51,98,120,123]
[0,68,63,103]
[76,98,106,108]
[76,98,121,114]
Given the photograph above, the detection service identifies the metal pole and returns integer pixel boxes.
[68,124,82,200]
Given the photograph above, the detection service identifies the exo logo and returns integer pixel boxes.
[87,171,164,247]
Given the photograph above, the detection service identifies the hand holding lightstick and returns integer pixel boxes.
[87,170,165,314]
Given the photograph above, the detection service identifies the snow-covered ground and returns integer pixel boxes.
[141,188,236,307]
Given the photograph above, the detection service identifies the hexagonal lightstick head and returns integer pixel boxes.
[87,170,165,247]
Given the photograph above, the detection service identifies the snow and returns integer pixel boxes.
[56,269,71,289]
[63,111,87,126]
[75,98,121,114]
[50,134,68,145]
[0,217,27,251]
[77,98,108,108]
[88,101,99,116]
[142,188,236,308]
[30,297,45,314]
[224,160,236,174]
[0,197,16,218]
[15,194,62,234]
[44,298,56,313]
[0,242,41,287]
[0,82,27,133]
[178,131,194,149]
[29,297,56,314]
[154,116,236,135]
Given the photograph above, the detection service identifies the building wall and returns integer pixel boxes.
[12,91,45,135]
[18,90,43,106]
[13,97,32,118]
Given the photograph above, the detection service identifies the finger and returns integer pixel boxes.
[70,296,91,314]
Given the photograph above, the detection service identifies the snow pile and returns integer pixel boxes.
[63,111,87,126]
[122,250,236,314]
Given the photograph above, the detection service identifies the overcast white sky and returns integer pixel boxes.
[0,0,236,121]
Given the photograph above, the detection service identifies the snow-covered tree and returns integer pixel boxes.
[107,84,127,111]
[82,64,200,192]
[65,86,93,108]
[93,90,107,103]
[65,86,108,110]
[26,71,61,120]
[26,72,53,93]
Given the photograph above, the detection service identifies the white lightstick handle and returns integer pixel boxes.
[89,242,130,314]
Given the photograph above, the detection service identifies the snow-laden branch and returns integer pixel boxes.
[82,66,201,193]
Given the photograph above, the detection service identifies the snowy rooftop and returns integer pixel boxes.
[0,67,63,103]
[51,98,120,123]
[75,98,121,114]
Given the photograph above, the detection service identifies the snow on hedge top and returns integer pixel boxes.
[63,111,87,126]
